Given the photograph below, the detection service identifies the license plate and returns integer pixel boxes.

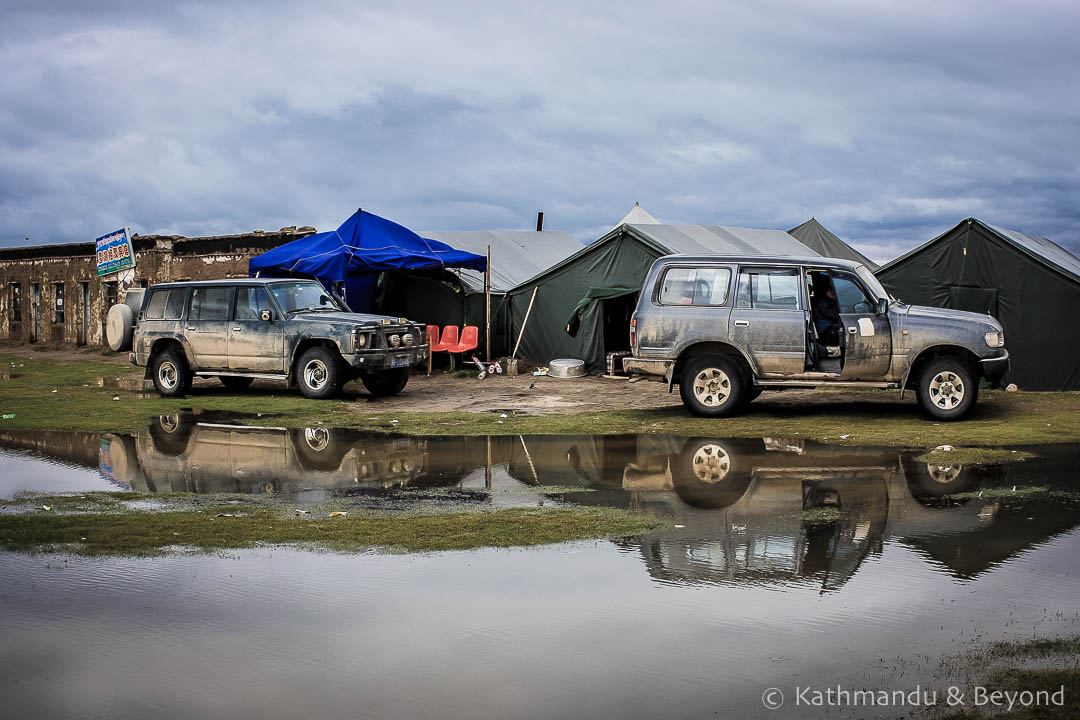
[391,354,410,368]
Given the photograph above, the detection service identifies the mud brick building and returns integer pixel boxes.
[0,227,314,347]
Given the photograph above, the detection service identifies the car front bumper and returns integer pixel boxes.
[980,351,1010,383]
[343,346,428,371]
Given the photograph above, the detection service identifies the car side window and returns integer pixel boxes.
[830,274,875,313]
[143,290,167,320]
[143,289,186,320]
[189,287,232,321]
[734,268,800,310]
[658,267,731,306]
[235,287,273,320]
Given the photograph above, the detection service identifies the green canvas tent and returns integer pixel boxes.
[876,217,1080,391]
[788,217,878,270]
[374,230,582,357]
[507,223,818,373]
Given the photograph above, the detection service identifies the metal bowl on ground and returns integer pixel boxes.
[548,358,586,378]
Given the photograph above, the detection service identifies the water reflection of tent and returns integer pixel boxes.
[901,499,1080,579]
[508,220,818,373]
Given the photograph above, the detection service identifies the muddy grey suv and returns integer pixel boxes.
[624,255,1009,420]
[130,278,428,399]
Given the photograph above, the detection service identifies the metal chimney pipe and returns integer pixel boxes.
[536,211,544,232]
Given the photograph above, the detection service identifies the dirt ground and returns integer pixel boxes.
[3,343,912,415]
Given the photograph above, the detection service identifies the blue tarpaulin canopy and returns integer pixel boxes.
[249,209,488,311]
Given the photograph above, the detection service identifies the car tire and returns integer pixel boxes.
[916,358,977,421]
[219,376,254,391]
[151,349,191,398]
[296,347,342,399]
[361,368,410,397]
[679,355,745,417]
[901,454,977,499]
[290,427,349,472]
[148,413,194,456]
[743,386,763,407]
[671,438,753,509]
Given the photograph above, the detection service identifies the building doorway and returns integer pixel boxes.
[30,283,41,342]
[80,282,91,345]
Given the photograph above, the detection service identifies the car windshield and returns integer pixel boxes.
[855,265,893,302]
[269,282,345,313]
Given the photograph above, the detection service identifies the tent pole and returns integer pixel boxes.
[485,244,491,362]
[513,287,538,360]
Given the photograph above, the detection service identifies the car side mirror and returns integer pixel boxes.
[260,310,272,322]
[877,298,888,315]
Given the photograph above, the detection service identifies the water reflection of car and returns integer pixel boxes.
[103,415,429,493]
[534,434,1023,591]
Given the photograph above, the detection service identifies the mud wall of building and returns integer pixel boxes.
[0,229,312,348]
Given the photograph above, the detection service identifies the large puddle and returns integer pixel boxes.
[1,419,1079,718]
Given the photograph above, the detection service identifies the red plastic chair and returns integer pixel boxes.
[448,325,479,354]
[428,325,460,371]
[438,325,459,351]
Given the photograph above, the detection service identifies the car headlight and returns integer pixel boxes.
[402,333,415,347]
[355,330,370,348]
[389,334,401,348]
[985,331,1004,348]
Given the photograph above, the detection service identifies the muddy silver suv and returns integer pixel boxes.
[130,278,428,399]
[624,255,1009,420]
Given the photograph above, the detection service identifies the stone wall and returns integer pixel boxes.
[0,227,314,347]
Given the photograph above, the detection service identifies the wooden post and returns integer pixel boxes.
[513,287,539,359]
[485,245,491,363]
[485,435,493,491]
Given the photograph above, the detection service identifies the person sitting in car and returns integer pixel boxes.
[811,273,841,346]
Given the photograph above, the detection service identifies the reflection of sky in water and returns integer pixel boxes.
[0,450,118,498]
[1,429,1080,717]
[1,533,1079,720]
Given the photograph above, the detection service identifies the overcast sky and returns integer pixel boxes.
[1,0,1077,263]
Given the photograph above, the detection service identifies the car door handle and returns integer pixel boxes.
[734,320,750,327]
[186,326,196,331]
[848,326,858,334]
[232,327,242,332]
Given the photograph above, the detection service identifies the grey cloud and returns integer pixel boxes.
[1,0,1078,264]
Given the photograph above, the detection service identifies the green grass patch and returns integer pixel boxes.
[4,353,1080,448]
[988,636,1080,659]
[800,507,847,524]
[938,669,1079,719]
[0,501,664,556]
[934,636,1080,719]
[915,448,1036,465]
[944,485,1080,501]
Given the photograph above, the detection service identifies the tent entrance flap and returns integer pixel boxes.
[565,287,639,338]
[949,286,999,316]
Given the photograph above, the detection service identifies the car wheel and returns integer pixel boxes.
[151,349,191,398]
[148,413,194,456]
[743,386,763,407]
[361,368,410,397]
[679,355,745,417]
[916,358,977,421]
[297,347,342,399]
[219,376,254,391]
[671,438,753,509]
[902,455,976,498]
[290,427,349,472]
